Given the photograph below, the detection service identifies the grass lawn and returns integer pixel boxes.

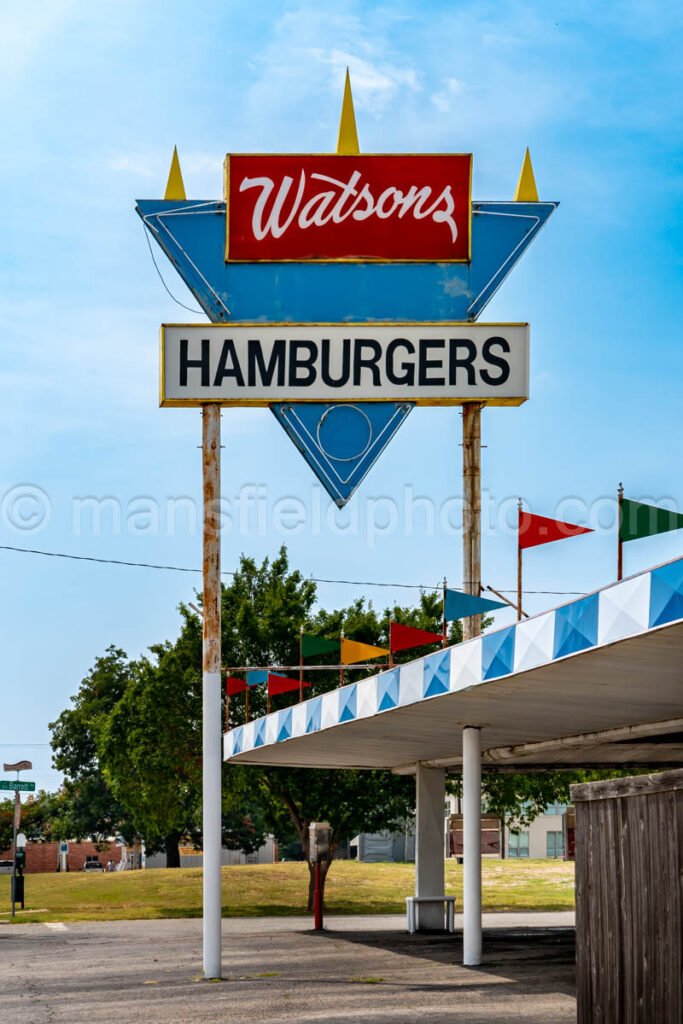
[0,859,574,924]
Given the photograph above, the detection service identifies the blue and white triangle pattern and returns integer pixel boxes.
[272,401,413,507]
[224,556,683,762]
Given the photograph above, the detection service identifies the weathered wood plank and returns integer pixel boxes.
[575,772,683,1023]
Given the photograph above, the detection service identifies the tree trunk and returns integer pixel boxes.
[306,855,333,912]
[165,832,181,868]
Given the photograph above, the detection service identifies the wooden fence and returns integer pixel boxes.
[571,769,683,1023]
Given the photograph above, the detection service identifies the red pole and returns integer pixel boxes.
[313,862,323,930]
[442,577,447,647]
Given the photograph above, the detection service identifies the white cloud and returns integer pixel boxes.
[312,48,420,115]
[110,156,155,178]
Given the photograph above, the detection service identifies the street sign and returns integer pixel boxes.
[225,153,472,263]
[3,761,32,772]
[0,780,35,792]
[160,323,529,407]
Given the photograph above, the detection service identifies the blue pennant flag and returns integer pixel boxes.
[246,670,268,686]
[272,402,412,508]
[444,589,506,621]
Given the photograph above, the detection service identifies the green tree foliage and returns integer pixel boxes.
[48,545,596,904]
[50,648,137,846]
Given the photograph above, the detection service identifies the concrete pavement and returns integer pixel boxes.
[0,914,576,1023]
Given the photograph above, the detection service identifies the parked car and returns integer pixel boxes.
[82,857,104,872]
[0,859,13,875]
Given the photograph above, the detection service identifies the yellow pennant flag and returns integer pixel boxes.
[341,638,390,665]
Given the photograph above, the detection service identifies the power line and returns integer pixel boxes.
[0,543,586,596]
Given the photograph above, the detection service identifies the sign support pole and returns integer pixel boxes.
[462,403,483,641]
[202,404,222,980]
[462,406,483,966]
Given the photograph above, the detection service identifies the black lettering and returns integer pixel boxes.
[288,340,317,386]
[418,339,445,386]
[247,338,285,387]
[353,339,382,386]
[320,337,350,388]
[213,339,245,387]
[179,337,210,387]
[386,338,415,386]
[480,336,511,385]
[448,339,477,385]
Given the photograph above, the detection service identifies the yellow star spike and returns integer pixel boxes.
[164,146,186,201]
[336,69,359,155]
[513,148,539,202]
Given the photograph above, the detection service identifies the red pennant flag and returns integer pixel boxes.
[267,674,312,696]
[519,511,593,550]
[226,676,247,696]
[390,621,443,652]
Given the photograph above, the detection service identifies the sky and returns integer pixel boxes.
[1,0,682,793]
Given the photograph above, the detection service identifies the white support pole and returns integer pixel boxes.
[463,726,482,966]
[202,405,222,979]
[415,764,446,930]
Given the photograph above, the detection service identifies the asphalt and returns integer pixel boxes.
[0,914,577,1023]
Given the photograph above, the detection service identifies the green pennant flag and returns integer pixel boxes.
[620,498,683,543]
[301,633,341,659]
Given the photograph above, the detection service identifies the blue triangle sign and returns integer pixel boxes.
[272,402,412,507]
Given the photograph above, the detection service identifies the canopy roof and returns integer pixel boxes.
[224,557,683,773]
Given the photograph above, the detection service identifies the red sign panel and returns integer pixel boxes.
[225,154,472,263]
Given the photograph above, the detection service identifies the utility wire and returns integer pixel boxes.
[142,222,204,315]
[0,543,587,596]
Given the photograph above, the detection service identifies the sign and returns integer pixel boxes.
[161,323,529,407]
[0,780,36,792]
[137,198,556,323]
[59,841,69,854]
[273,402,412,508]
[225,154,472,263]
[3,760,32,771]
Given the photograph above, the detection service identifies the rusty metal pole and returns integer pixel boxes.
[462,404,482,641]
[202,404,222,979]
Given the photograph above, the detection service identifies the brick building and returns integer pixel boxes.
[0,840,123,873]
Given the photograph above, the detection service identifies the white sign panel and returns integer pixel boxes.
[160,323,529,407]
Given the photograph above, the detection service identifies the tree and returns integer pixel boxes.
[97,615,268,865]
[49,545,588,899]
[218,548,428,909]
[50,648,136,846]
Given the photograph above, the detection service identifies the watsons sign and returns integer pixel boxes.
[161,323,529,407]
[224,154,472,263]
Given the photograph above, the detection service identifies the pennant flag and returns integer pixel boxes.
[341,638,390,665]
[390,622,443,653]
[620,498,683,544]
[444,589,506,622]
[267,674,312,697]
[518,511,593,550]
[226,676,247,696]
[246,669,268,686]
[301,633,341,659]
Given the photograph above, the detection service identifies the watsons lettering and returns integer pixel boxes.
[225,154,472,262]
[239,170,459,245]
